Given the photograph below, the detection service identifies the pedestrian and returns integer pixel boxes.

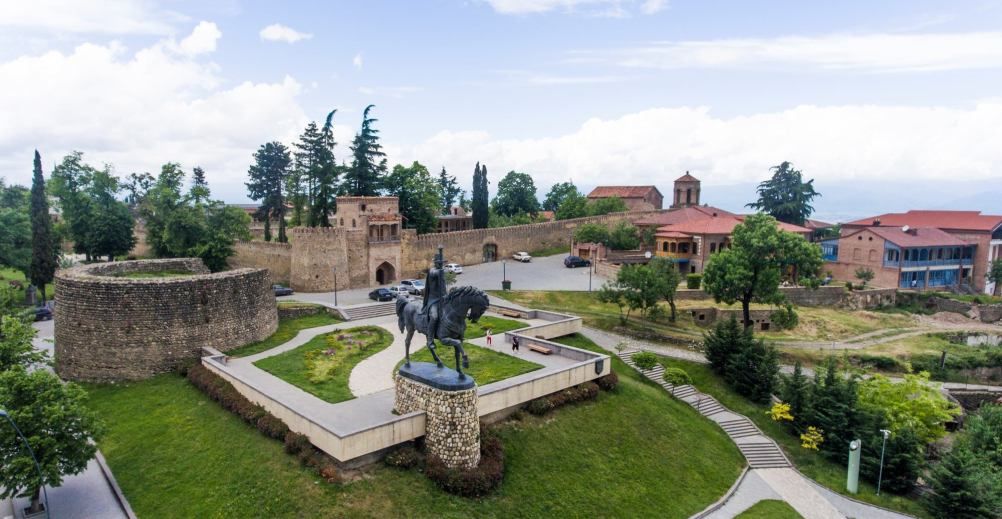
[512,335,520,353]
[486,328,493,347]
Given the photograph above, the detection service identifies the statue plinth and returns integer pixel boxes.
[395,362,480,469]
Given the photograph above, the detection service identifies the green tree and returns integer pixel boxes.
[648,256,681,321]
[808,358,862,463]
[49,151,97,259]
[189,166,211,204]
[0,184,31,274]
[607,221,640,250]
[0,369,105,515]
[574,222,610,245]
[856,372,961,445]
[193,203,251,271]
[631,351,658,372]
[311,110,340,226]
[925,447,995,519]
[854,267,875,288]
[124,172,155,209]
[246,141,292,242]
[616,264,664,319]
[960,404,1002,470]
[725,329,779,404]
[0,315,48,372]
[437,167,461,214]
[703,316,742,375]
[587,196,628,216]
[345,105,386,196]
[596,282,628,324]
[555,190,588,220]
[471,162,489,229]
[987,259,1002,296]
[780,362,812,432]
[85,168,135,261]
[542,181,580,212]
[746,161,821,226]
[860,423,924,494]
[384,162,442,234]
[29,151,57,304]
[491,171,539,217]
[702,213,822,328]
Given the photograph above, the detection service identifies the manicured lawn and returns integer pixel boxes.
[86,336,744,518]
[397,343,543,386]
[464,315,527,339]
[0,266,55,303]
[528,244,570,258]
[113,270,195,278]
[227,312,342,357]
[254,326,393,404]
[654,356,930,518]
[736,500,802,518]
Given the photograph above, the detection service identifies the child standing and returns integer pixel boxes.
[486,328,493,347]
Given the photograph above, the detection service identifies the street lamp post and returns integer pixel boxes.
[502,260,506,282]
[332,267,338,307]
[877,429,891,495]
[0,409,49,519]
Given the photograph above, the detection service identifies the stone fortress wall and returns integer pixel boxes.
[54,258,277,382]
[231,240,292,284]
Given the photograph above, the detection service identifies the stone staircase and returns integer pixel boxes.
[340,302,396,321]
[617,350,791,470]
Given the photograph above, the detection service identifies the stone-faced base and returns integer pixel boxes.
[395,373,480,469]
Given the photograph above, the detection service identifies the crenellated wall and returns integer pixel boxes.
[231,241,292,284]
[54,258,277,382]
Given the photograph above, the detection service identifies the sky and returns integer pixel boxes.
[2,0,1002,222]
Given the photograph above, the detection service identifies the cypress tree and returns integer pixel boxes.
[471,162,489,229]
[781,362,812,432]
[926,447,993,518]
[724,329,779,404]
[29,150,57,304]
[346,104,386,196]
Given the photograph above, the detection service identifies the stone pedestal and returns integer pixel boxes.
[395,362,480,469]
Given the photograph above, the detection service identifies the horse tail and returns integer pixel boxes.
[395,295,408,332]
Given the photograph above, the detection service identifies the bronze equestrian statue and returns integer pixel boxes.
[395,247,489,379]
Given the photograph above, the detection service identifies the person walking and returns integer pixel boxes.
[511,335,520,354]
[486,328,493,347]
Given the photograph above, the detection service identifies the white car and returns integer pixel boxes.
[445,263,463,274]
[388,285,410,297]
[401,279,425,295]
[512,252,532,263]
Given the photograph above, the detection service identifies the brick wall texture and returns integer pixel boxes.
[394,374,480,469]
[54,258,277,382]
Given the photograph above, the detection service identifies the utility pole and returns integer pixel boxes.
[333,267,338,307]
[877,429,891,495]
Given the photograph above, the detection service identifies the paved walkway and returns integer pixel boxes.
[584,328,914,519]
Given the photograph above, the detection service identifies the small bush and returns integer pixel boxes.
[524,381,601,416]
[385,446,423,469]
[284,431,311,455]
[663,367,692,386]
[632,351,658,371]
[845,281,854,291]
[257,414,290,440]
[595,371,619,391]
[686,273,702,289]
[525,398,554,416]
[424,430,505,498]
[851,354,905,372]
[770,303,799,330]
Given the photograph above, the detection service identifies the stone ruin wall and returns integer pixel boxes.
[231,241,292,284]
[54,258,277,382]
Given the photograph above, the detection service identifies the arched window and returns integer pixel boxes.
[670,242,677,253]
[352,218,356,228]
[710,243,717,253]
[662,242,669,252]
[692,242,698,255]
[340,218,344,226]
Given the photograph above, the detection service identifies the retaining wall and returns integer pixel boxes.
[55,258,277,382]
[897,293,1002,323]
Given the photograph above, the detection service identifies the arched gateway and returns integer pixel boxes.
[375,262,396,285]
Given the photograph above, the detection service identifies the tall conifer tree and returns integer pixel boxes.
[345,104,387,196]
[472,162,489,229]
[437,166,460,214]
[29,150,56,303]
[246,142,292,242]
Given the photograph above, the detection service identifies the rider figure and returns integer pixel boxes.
[422,247,448,362]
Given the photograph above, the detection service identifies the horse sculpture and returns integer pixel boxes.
[396,285,490,379]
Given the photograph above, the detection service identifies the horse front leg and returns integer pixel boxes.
[441,338,466,378]
[427,335,444,368]
[404,326,415,366]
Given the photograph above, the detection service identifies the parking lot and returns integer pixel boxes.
[279,252,607,308]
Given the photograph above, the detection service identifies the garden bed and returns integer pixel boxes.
[396,343,543,386]
[227,312,342,357]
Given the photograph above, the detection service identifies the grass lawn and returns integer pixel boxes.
[736,500,802,518]
[0,266,55,303]
[113,270,196,278]
[227,312,342,357]
[654,356,930,518]
[86,334,744,518]
[397,343,543,386]
[492,290,915,344]
[528,244,570,258]
[464,315,527,339]
[254,326,392,404]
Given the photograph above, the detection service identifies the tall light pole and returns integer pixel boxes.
[0,409,49,519]
[876,429,891,495]
[332,267,338,307]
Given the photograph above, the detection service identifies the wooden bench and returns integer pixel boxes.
[498,308,522,318]
[526,343,553,355]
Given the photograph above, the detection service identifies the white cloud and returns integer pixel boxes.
[575,32,1002,72]
[484,0,662,16]
[353,53,364,69]
[0,0,182,34]
[179,21,221,55]
[357,86,420,98]
[393,103,1002,195]
[259,23,313,43]
[0,24,308,201]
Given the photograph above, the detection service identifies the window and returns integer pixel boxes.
[920,249,928,261]
[937,248,944,260]
[670,242,677,253]
[710,243,717,253]
[679,243,689,254]
[360,203,367,212]
[352,219,356,228]
[662,242,669,252]
[853,248,862,260]
[868,250,878,262]
[692,242,698,255]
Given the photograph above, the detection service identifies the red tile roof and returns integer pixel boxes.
[656,230,691,239]
[804,218,834,230]
[844,210,1002,232]
[851,227,970,248]
[655,214,811,237]
[635,205,736,226]
[587,185,661,199]
[675,172,700,182]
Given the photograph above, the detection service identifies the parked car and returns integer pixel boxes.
[34,305,53,321]
[512,252,532,262]
[564,256,591,268]
[272,284,294,297]
[389,285,410,297]
[445,263,463,274]
[368,288,395,301]
[401,279,425,295]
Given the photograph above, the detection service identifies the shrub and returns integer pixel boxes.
[256,414,290,440]
[595,371,619,391]
[663,367,691,386]
[525,398,554,416]
[770,303,799,330]
[424,429,505,498]
[686,273,702,289]
[845,281,854,291]
[385,446,423,469]
[284,431,311,455]
[851,354,905,372]
[525,382,600,416]
[631,351,658,371]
